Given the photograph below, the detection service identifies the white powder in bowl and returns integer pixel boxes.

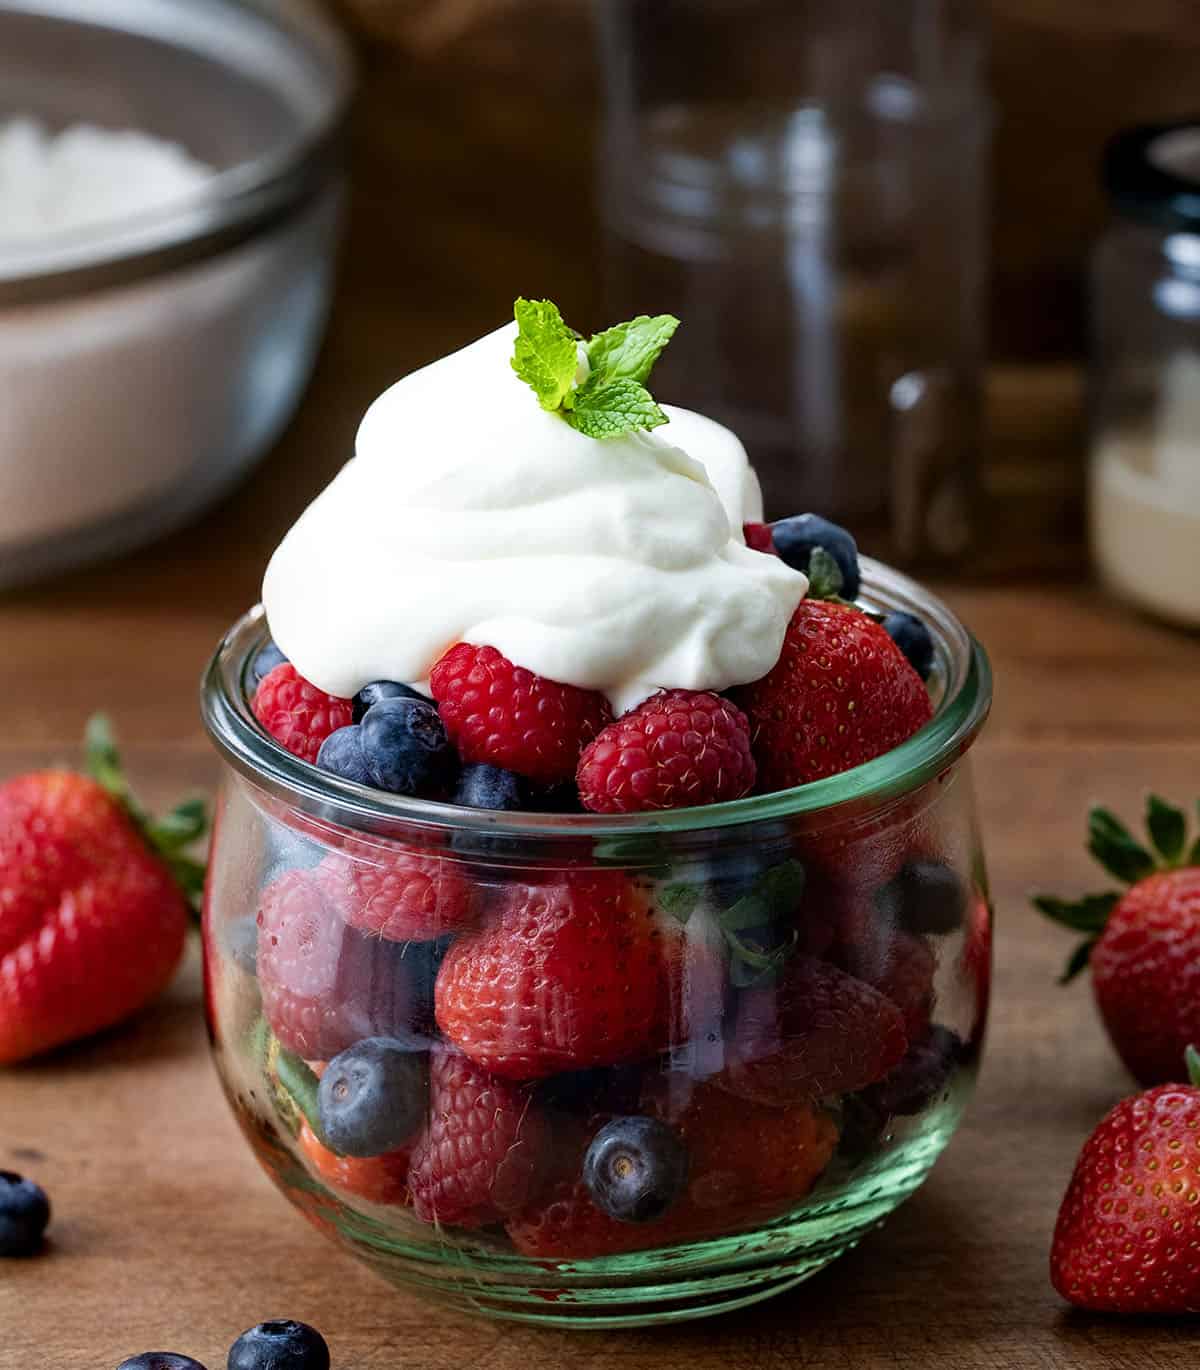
[0,117,214,246]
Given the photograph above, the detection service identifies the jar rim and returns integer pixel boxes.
[199,557,992,840]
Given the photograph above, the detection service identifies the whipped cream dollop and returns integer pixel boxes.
[263,324,807,715]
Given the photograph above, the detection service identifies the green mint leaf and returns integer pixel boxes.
[586,314,679,387]
[806,547,845,601]
[726,928,797,988]
[275,1045,325,1140]
[719,859,806,933]
[566,379,669,439]
[1146,794,1188,865]
[511,298,579,412]
[658,882,700,925]
[1032,892,1119,934]
[1087,806,1156,884]
[1059,938,1096,985]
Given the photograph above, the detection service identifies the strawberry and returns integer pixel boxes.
[507,1085,838,1258]
[408,1049,546,1226]
[252,663,353,765]
[1050,1049,1200,1314]
[319,847,478,943]
[0,717,203,1064]
[961,891,992,1053]
[577,689,756,813]
[733,600,933,790]
[256,865,421,1061]
[434,872,667,1080]
[719,956,908,1107]
[429,643,612,785]
[1036,795,1200,1086]
[297,1121,411,1206]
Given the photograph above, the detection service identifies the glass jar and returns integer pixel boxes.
[199,562,992,1328]
[1090,121,1200,628]
[595,0,989,567]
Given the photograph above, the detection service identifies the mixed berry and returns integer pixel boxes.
[214,514,988,1267]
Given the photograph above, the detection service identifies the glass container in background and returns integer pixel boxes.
[596,0,989,566]
[1090,121,1200,628]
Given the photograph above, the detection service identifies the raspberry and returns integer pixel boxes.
[253,663,353,765]
[742,522,777,555]
[577,690,756,814]
[429,643,611,785]
[256,867,419,1060]
[320,848,478,943]
[297,1121,411,1205]
[408,1050,546,1227]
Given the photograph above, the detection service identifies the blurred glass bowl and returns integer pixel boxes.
[0,0,353,587]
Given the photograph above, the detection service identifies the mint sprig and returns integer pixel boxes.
[511,298,679,440]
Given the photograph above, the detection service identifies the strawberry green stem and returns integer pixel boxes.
[1187,1045,1200,1089]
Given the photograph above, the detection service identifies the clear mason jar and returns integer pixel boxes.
[1090,121,1200,628]
[199,562,993,1328]
[595,0,990,568]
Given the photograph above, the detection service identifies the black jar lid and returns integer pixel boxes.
[1104,120,1200,231]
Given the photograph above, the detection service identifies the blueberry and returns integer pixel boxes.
[317,1038,427,1158]
[583,1116,689,1223]
[359,697,456,797]
[0,1171,49,1256]
[771,513,860,600]
[315,725,372,785]
[117,1356,208,1370]
[883,611,935,680]
[223,915,259,977]
[250,641,287,686]
[453,763,531,811]
[227,1321,329,1370]
[876,860,968,936]
[352,680,425,725]
[862,1025,963,1117]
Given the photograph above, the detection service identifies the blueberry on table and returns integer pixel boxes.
[315,725,372,785]
[876,860,968,936]
[771,513,860,600]
[227,1321,329,1370]
[352,680,425,724]
[0,1170,49,1256]
[583,1116,689,1223]
[250,641,288,687]
[453,763,531,811]
[317,1037,427,1158]
[117,1356,208,1370]
[883,610,935,680]
[359,697,456,797]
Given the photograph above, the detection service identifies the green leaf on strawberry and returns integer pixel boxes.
[85,712,209,918]
[1035,795,1200,986]
[805,547,846,602]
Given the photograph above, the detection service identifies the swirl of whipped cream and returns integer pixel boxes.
[262,324,807,715]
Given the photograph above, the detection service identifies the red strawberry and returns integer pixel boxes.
[319,847,478,943]
[720,956,908,1107]
[298,1120,411,1206]
[743,522,777,555]
[1050,1053,1200,1314]
[577,690,756,814]
[257,866,419,1060]
[0,718,200,1064]
[733,600,933,790]
[507,1086,838,1258]
[253,663,353,765]
[961,892,992,1052]
[429,643,612,785]
[408,1049,546,1226]
[1036,796,1200,1086]
[434,872,667,1080]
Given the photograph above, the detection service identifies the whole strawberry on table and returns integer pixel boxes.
[0,716,205,1065]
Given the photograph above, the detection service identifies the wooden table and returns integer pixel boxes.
[4,153,1200,1370]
